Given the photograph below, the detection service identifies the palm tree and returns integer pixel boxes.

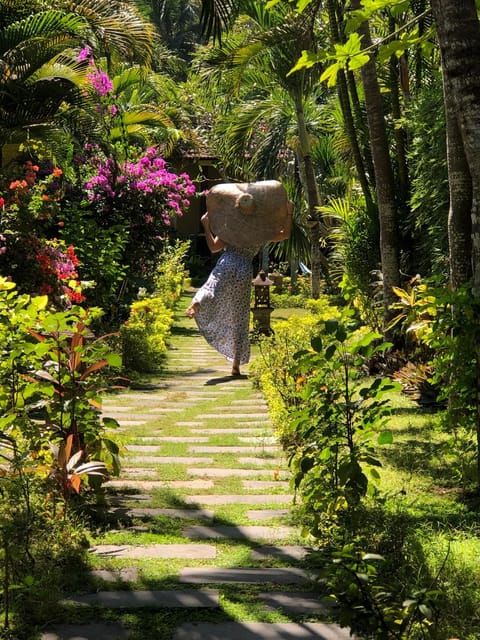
[194,0,330,295]
[0,0,156,153]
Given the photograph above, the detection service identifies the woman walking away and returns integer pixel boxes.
[187,202,292,377]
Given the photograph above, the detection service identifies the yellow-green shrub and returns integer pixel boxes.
[154,240,191,308]
[250,297,343,438]
[121,297,173,372]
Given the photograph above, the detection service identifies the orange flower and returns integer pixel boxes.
[42,194,50,201]
[52,167,63,177]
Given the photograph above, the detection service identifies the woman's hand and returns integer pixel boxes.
[201,211,226,253]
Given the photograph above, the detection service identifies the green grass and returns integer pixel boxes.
[38,293,480,640]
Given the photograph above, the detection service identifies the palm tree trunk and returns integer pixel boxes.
[326,0,374,209]
[294,90,329,298]
[441,71,473,289]
[350,0,401,327]
[432,0,480,485]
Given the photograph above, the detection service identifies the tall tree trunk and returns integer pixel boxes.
[431,0,480,292]
[350,0,401,327]
[431,0,480,485]
[294,90,329,298]
[326,0,374,209]
[441,71,473,288]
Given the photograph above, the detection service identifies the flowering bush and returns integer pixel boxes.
[35,239,85,304]
[0,157,85,307]
[65,142,195,321]
[0,57,196,324]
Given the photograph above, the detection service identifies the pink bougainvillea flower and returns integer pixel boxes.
[87,69,114,96]
[77,46,91,62]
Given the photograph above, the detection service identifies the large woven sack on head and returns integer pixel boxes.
[207,180,289,248]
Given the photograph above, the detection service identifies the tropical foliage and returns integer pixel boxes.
[2,0,480,636]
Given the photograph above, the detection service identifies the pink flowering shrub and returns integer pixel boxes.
[0,158,85,307]
[63,143,195,321]
[0,59,196,324]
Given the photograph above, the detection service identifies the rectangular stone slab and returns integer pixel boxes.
[41,623,129,640]
[112,507,214,520]
[107,479,214,490]
[179,567,311,584]
[183,494,293,505]
[120,456,214,464]
[250,546,309,561]
[258,592,334,614]
[63,589,220,609]
[173,622,352,639]
[188,446,278,453]
[90,543,216,559]
[183,525,294,540]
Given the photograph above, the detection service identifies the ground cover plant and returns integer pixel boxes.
[252,305,480,639]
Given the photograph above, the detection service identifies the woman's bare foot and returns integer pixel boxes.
[186,302,200,318]
[231,362,241,376]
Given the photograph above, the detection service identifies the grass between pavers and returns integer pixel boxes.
[50,295,332,638]
[55,584,336,640]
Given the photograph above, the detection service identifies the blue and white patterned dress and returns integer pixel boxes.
[192,245,260,365]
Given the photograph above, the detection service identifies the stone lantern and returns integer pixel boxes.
[251,270,274,335]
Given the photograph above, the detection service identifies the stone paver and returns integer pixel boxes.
[102,413,165,420]
[183,494,294,505]
[110,507,214,520]
[41,623,129,640]
[90,543,216,559]
[173,622,352,640]
[188,445,278,453]
[126,456,214,464]
[179,567,312,584]
[153,436,210,442]
[250,546,309,561]
[107,479,214,490]
[182,525,295,540]
[197,413,269,419]
[63,589,220,609]
[190,428,262,434]
[258,592,334,614]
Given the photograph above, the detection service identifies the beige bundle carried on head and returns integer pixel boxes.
[207,180,290,248]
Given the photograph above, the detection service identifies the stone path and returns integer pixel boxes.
[41,295,352,640]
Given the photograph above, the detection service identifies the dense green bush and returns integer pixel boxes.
[121,240,190,374]
[121,297,174,373]
[0,277,121,634]
[250,296,342,431]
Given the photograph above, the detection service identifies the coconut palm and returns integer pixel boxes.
[194,0,331,295]
[0,0,156,151]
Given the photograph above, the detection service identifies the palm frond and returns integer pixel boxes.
[64,0,156,66]
[199,0,238,42]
